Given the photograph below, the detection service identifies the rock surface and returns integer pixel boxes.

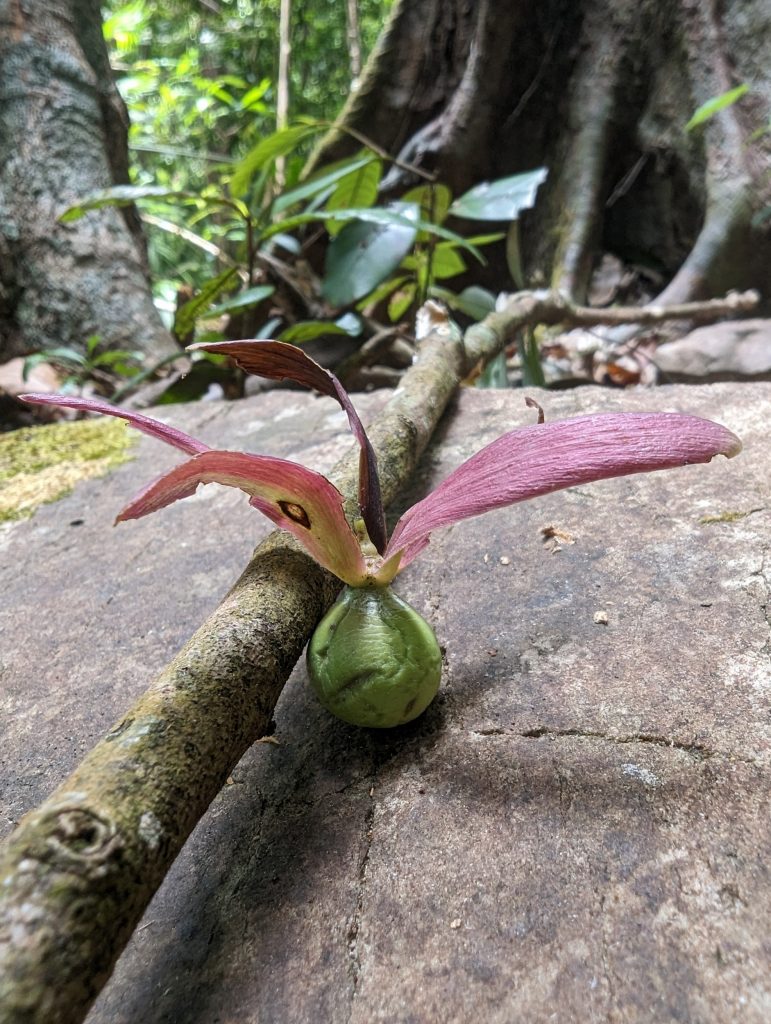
[654,318,771,383]
[1,383,769,1024]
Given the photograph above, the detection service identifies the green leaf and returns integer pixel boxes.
[204,285,275,319]
[430,285,497,320]
[477,351,509,388]
[261,206,482,256]
[85,334,101,357]
[257,316,283,338]
[355,275,409,310]
[388,283,417,322]
[461,233,506,246]
[506,220,524,289]
[402,184,453,235]
[240,79,271,111]
[173,268,239,338]
[519,331,546,387]
[22,349,86,380]
[272,155,377,214]
[685,84,749,131]
[322,204,419,306]
[335,313,363,336]
[90,349,142,370]
[427,246,466,279]
[278,321,352,343]
[59,185,193,223]
[324,159,383,235]
[230,123,323,197]
[154,360,236,406]
[450,168,548,221]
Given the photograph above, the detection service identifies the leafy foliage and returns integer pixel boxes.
[103,0,393,292]
[23,336,143,393]
[78,2,550,402]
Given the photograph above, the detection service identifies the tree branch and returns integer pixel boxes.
[0,324,465,1024]
[0,282,758,1020]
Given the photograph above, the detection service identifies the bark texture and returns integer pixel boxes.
[0,0,178,361]
[314,0,771,304]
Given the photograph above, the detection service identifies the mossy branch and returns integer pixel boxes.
[0,325,464,1024]
[0,282,754,1020]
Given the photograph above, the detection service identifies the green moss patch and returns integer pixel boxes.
[699,507,764,526]
[0,418,135,522]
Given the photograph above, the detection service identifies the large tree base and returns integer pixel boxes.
[314,0,771,307]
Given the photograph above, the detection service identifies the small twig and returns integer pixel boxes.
[329,123,436,183]
[464,288,760,368]
[336,326,412,385]
[140,213,248,281]
[548,290,760,328]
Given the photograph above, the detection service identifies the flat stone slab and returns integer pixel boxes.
[1,382,769,1023]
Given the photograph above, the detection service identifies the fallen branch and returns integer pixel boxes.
[1,283,754,1019]
[463,288,760,366]
[0,322,467,1024]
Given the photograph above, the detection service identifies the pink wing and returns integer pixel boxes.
[118,450,369,585]
[21,393,209,455]
[386,412,741,571]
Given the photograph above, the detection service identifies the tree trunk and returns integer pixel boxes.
[0,0,179,362]
[313,0,771,304]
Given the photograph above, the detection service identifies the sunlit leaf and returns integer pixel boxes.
[355,275,409,311]
[230,123,323,197]
[240,79,271,111]
[21,394,208,455]
[450,168,548,221]
[278,321,352,343]
[430,284,497,320]
[20,392,368,585]
[59,185,193,224]
[388,282,417,322]
[174,268,239,337]
[260,206,482,256]
[272,154,377,214]
[189,340,387,553]
[204,285,275,319]
[386,413,742,570]
[685,84,749,131]
[402,184,453,226]
[119,450,369,584]
[427,246,466,279]
[324,159,383,235]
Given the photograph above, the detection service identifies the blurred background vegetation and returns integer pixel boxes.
[103,0,394,305]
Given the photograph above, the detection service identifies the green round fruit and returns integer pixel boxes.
[307,584,442,728]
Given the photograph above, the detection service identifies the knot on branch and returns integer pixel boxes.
[38,805,123,876]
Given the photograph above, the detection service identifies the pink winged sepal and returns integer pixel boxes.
[385,412,742,571]
[20,393,209,456]
[20,391,368,586]
[118,450,369,585]
[190,340,387,554]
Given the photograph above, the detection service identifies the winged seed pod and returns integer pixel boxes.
[22,339,740,727]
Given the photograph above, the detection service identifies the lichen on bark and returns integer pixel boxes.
[0,0,179,361]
